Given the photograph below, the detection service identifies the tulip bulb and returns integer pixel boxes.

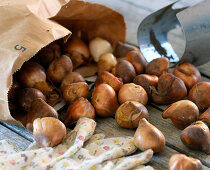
[95,71,123,92]
[168,154,203,170]
[89,37,113,62]
[180,121,210,154]
[26,98,58,131]
[118,83,148,105]
[151,73,187,104]
[47,55,73,83]
[188,82,210,111]
[18,61,54,95]
[18,88,46,111]
[146,57,169,76]
[133,74,158,96]
[33,117,66,147]
[35,42,61,67]
[64,38,89,68]
[61,72,85,92]
[134,118,165,153]
[63,82,90,103]
[19,62,46,88]
[114,60,136,83]
[113,41,139,58]
[65,97,95,125]
[125,50,147,74]
[199,107,210,126]
[173,63,201,90]
[97,53,117,75]
[115,101,149,129]
[162,100,199,129]
[92,84,119,117]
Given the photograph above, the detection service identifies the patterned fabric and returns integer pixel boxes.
[0,117,154,170]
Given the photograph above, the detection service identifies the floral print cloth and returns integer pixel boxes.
[0,117,154,170]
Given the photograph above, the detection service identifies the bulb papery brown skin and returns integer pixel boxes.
[180,121,210,154]
[33,117,66,147]
[18,88,46,111]
[19,61,46,88]
[118,83,148,105]
[63,82,90,103]
[26,98,58,131]
[35,42,61,67]
[162,100,199,129]
[199,107,210,126]
[168,154,203,170]
[47,55,73,83]
[115,101,149,129]
[97,53,117,75]
[64,38,90,68]
[133,74,158,96]
[92,83,119,117]
[89,37,113,62]
[65,97,95,126]
[114,60,136,83]
[113,41,139,58]
[18,61,53,94]
[146,57,169,77]
[95,71,123,92]
[45,88,62,107]
[151,73,187,104]
[65,38,89,58]
[66,52,84,69]
[61,72,85,92]
[173,63,201,90]
[188,82,210,111]
[134,118,165,153]
[125,50,147,75]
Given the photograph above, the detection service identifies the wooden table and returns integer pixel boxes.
[0,0,209,169]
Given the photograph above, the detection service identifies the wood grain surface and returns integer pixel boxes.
[0,0,209,169]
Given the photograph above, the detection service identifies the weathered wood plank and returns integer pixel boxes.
[198,63,210,78]
[87,0,210,76]
[149,145,210,170]
[95,116,210,169]
[0,117,195,170]
[0,1,209,169]
[146,105,210,167]
[94,117,178,170]
[0,121,34,142]
[0,124,31,150]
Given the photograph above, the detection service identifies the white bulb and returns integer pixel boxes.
[89,37,113,62]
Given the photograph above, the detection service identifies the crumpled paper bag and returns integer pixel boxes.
[0,117,154,170]
[0,0,125,125]
[0,0,70,125]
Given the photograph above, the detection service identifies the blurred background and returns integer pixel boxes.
[86,0,202,45]
[86,0,210,70]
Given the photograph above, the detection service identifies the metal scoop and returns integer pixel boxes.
[137,0,210,66]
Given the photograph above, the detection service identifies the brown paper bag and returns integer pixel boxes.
[0,0,125,125]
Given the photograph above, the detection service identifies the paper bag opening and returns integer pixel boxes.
[0,0,125,126]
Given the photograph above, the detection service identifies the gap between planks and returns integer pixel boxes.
[1,101,210,168]
[0,121,33,142]
[0,124,31,151]
[1,0,209,166]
